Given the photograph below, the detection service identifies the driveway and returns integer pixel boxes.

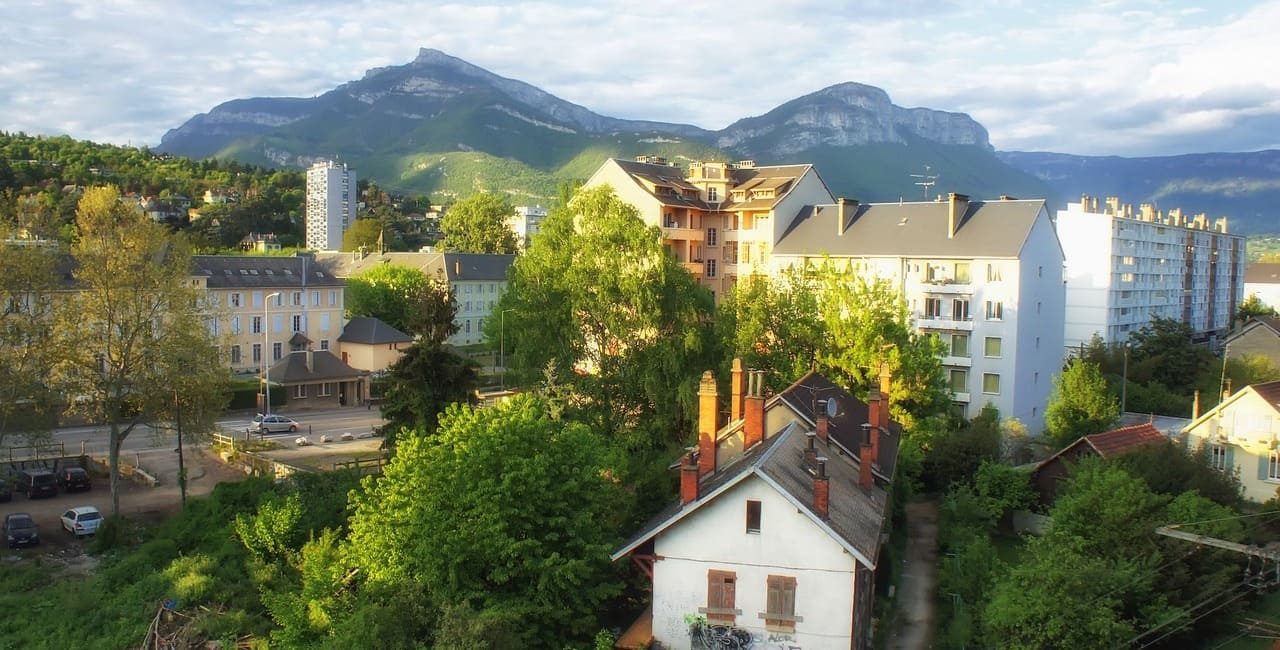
[885,499,938,650]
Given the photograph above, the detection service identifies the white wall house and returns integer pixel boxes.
[770,194,1065,433]
[1058,195,1245,351]
[1184,381,1280,503]
[305,161,357,251]
[613,364,897,650]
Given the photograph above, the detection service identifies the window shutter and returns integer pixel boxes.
[1225,445,1235,471]
[1259,452,1269,481]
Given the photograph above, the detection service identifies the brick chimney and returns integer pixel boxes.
[804,430,817,467]
[1193,389,1202,419]
[1223,379,1233,402]
[816,398,829,444]
[698,371,718,476]
[814,457,830,518]
[680,452,699,505]
[731,358,746,422]
[948,192,969,239]
[744,371,765,448]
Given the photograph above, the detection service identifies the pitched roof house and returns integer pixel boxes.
[1031,422,1167,505]
[338,316,413,372]
[612,360,899,650]
[1184,380,1280,502]
[1223,315,1280,370]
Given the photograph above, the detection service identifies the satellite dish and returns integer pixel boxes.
[826,397,841,419]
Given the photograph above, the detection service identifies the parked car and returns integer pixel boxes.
[13,469,58,499]
[251,414,299,434]
[60,506,103,537]
[58,467,91,492]
[4,513,39,548]
[0,478,10,502]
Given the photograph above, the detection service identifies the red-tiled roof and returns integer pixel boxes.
[1083,422,1166,458]
[1252,380,1280,406]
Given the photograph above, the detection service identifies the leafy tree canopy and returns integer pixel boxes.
[340,217,385,252]
[1044,359,1119,446]
[439,192,518,254]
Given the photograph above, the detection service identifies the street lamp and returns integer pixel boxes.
[499,308,515,390]
[263,292,281,421]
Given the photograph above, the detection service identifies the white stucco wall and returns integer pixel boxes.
[652,476,857,649]
[1246,283,1280,311]
[1186,391,1280,502]
[769,170,835,245]
[1012,209,1066,434]
[1058,204,1115,351]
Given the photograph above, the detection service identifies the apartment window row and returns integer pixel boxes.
[946,335,1001,358]
[702,570,800,632]
[948,370,1001,395]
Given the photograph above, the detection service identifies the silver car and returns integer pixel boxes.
[252,414,300,434]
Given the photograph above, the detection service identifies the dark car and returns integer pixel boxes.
[4,513,39,548]
[57,467,91,492]
[14,469,57,499]
[0,478,10,502]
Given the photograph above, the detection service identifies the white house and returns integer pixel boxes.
[612,361,898,650]
[1183,380,1280,503]
[769,193,1065,433]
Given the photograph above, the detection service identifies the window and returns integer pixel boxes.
[274,293,284,307]
[292,315,303,332]
[703,570,737,623]
[707,228,718,246]
[1123,256,1135,265]
[1210,445,1227,470]
[253,291,263,308]
[1269,452,1280,480]
[950,334,969,358]
[251,316,262,334]
[230,345,241,364]
[982,373,1001,394]
[985,301,1003,320]
[746,500,761,534]
[708,187,718,202]
[987,264,1002,282]
[321,313,330,332]
[329,290,338,306]
[231,316,241,334]
[706,259,717,278]
[293,385,306,399]
[465,285,472,294]
[320,339,329,351]
[764,575,799,631]
[465,320,471,333]
[949,369,968,393]
[984,337,1002,358]
[312,291,321,306]
[273,315,283,334]
[952,299,970,321]
[465,301,472,312]
[1122,272,1135,282]
[273,342,282,361]
[924,297,942,318]
[292,292,302,306]
[230,292,242,307]
[954,262,970,283]
[319,383,332,397]
[252,343,262,364]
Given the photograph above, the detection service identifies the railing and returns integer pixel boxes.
[3,442,66,463]
[333,456,386,477]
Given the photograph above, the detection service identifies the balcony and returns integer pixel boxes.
[918,317,975,331]
[952,392,971,403]
[662,225,704,242]
[723,229,741,243]
[920,280,973,295]
[942,355,972,368]
[681,262,704,275]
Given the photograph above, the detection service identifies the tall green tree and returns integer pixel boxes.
[0,243,62,445]
[439,192,518,254]
[340,217,385,252]
[345,264,429,336]
[1044,359,1119,447]
[492,185,713,445]
[1127,317,1213,391]
[345,395,625,647]
[1235,293,1276,327]
[58,186,228,515]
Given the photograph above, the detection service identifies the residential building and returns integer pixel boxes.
[770,193,1065,433]
[612,361,898,649]
[338,316,413,372]
[266,348,368,409]
[190,254,346,376]
[1058,195,1245,351]
[1224,316,1280,369]
[1184,380,1280,502]
[305,161,357,251]
[585,157,835,302]
[1030,422,1167,505]
[314,251,514,347]
[1245,263,1280,310]
[507,205,547,249]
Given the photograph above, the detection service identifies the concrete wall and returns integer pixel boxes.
[1012,208,1065,434]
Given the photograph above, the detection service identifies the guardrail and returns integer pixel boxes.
[3,442,66,463]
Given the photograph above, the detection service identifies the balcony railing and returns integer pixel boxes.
[661,226,704,241]
[918,316,975,331]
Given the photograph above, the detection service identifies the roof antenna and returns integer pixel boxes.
[910,165,937,201]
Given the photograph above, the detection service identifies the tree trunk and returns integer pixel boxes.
[108,422,122,517]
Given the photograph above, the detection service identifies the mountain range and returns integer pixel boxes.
[159,48,1278,234]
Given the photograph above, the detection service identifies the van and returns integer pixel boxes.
[14,470,57,499]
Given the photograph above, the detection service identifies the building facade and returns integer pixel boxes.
[507,205,548,249]
[1245,263,1280,310]
[1058,195,1245,351]
[770,193,1065,433]
[1184,381,1280,503]
[585,157,835,302]
[305,161,357,251]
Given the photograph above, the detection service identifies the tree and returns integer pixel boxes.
[345,264,429,336]
[1235,293,1276,327]
[1127,317,1213,391]
[715,269,823,388]
[0,243,62,445]
[492,185,713,445]
[58,187,228,515]
[439,192,518,254]
[922,406,1004,492]
[340,217,385,252]
[345,395,625,647]
[1044,359,1119,447]
[379,342,478,441]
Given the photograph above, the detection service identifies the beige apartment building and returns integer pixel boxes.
[585,157,835,302]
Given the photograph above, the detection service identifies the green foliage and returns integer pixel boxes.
[922,406,1004,493]
[714,269,823,388]
[439,192,518,254]
[1044,359,1119,447]
[937,534,1004,650]
[346,263,457,342]
[234,493,304,562]
[0,242,61,446]
[378,342,478,442]
[1235,293,1277,326]
[1127,317,1214,393]
[494,184,714,446]
[973,462,1035,522]
[340,217,386,252]
[1113,440,1242,507]
[1047,461,1168,560]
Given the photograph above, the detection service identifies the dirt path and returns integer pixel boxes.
[885,499,939,650]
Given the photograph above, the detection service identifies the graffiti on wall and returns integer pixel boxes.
[690,623,803,650]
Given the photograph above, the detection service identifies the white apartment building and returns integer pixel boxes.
[305,161,357,251]
[1245,263,1280,310]
[771,194,1066,433]
[507,205,548,249]
[1058,195,1245,352]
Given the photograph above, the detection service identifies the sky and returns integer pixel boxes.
[2,0,1278,157]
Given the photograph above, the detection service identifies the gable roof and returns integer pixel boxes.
[266,350,366,384]
[1185,380,1280,432]
[1246,263,1280,285]
[773,198,1047,259]
[605,159,819,212]
[1225,316,1280,346]
[192,254,343,289]
[312,251,513,283]
[774,371,901,482]
[1034,422,1168,474]
[339,316,413,345]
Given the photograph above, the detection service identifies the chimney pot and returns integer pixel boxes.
[816,398,830,443]
[947,192,969,239]
[804,431,817,466]
[743,371,765,448]
[680,452,699,505]
[698,371,719,476]
[1193,389,1202,419]
[731,358,746,421]
[814,457,830,518]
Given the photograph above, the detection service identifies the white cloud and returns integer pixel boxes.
[0,0,1276,156]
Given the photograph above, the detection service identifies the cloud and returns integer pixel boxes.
[0,0,1277,157]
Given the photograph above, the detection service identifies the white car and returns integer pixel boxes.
[61,506,103,537]
[251,414,300,434]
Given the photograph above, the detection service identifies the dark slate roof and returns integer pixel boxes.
[1253,380,1280,406]
[267,350,366,384]
[775,371,901,482]
[339,317,413,345]
[611,421,889,569]
[312,251,513,283]
[192,254,343,289]
[440,253,514,282]
[773,198,1047,258]
[1246,263,1280,284]
[1225,315,1280,345]
[607,159,818,212]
